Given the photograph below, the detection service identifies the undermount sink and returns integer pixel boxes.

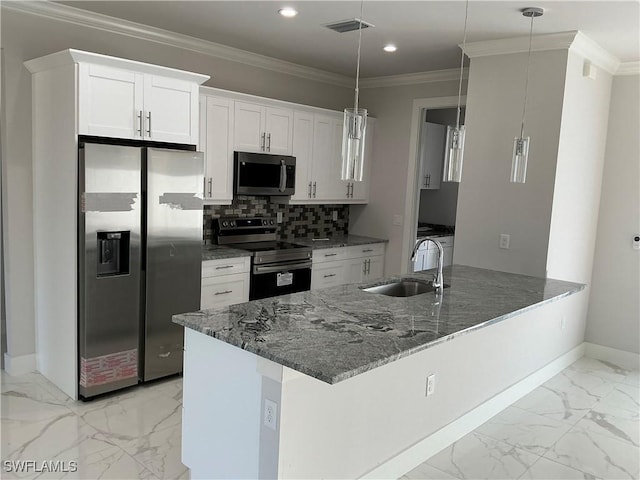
[362,279,449,297]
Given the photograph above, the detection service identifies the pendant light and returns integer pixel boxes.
[341,0,367,182]
[443,0,470,183]
[511,7,543,184]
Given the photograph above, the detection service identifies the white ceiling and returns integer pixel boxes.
[58,1,639,78]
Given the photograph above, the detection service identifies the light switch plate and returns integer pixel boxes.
[332,210,338,221]
[499,234,510,249]
[393,214,403,226]
[276,212,283,224]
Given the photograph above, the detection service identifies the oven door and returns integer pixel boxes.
[250,260,311,300]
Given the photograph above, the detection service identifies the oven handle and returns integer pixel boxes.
[253,260,312,275]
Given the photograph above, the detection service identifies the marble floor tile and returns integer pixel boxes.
[425,432,539,480]
[621,370,640,387]
[51,445,158,479]
[518,457,600,480]
[401,462,458,479]
[512,384,594,426]
[121,424,187,480]
[598,382,640,414]
[574,401,639,447]
[475,406,572,455]
[543,426,640,479]
[544,368,617,401]
[568,357,630,383]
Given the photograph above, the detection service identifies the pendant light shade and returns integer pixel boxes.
[443,0,469,184]
[342,108,367,181]
[511,7,543,184]
[341,0,367,182]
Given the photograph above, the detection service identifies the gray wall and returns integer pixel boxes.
[586,75,640,355]
[0,8,352,364]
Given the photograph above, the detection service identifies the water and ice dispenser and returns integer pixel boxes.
[96,231,130,277]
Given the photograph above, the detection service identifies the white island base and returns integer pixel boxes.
[181,290,587,479]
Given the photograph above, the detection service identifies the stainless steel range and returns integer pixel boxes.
[214,217,312,300]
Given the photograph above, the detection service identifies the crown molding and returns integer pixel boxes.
[360,68,467,89]
[569,32,620,75]
[2,0,353,88]
[616,61,640,76]
[462,32,579,58]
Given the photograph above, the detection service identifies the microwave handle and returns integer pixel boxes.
[279,159,287,192]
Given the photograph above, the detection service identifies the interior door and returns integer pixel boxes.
[145,148,203,381]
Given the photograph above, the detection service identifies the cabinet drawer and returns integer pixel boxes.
[347,243,385,259]
[311,262,345,290]
[200,273,248,309]
[312,248,347,264]
[202,257,250,278]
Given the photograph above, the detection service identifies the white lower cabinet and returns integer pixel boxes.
[413,236,454,272]
[311,243,385,290]
[201,256,250,309]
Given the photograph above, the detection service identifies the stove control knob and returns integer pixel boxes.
[262,219,268,225]
[230,221,236,227]
[222,221,228,227]
[270,220,275,225]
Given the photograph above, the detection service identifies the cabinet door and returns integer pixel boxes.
[311,262,345,290]
[200,273,249,309]
[291,111,314,201]
[443,246,454,267]
[344,257,366,284]
[264,107,293,155]
[364,256,384,282]
[351,118,375,202]
[201,95,234,203]
[412,250,426,272]
[234,102,265,153]
[419,122,446,190]
[424,248,439,270]
[78,63,143,139]
[143,75,199,144]
[311,115,333,200]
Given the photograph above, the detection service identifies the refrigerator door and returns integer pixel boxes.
[145,148,204,380]
[79,143,142,398]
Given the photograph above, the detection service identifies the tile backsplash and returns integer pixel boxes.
[203,196,348,243]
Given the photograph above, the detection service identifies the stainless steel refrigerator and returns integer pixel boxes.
[78,140,203,398]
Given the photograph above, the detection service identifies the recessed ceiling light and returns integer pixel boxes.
[383,44,397,53]
[279,7,298,18]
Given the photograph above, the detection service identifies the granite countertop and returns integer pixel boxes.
[173,265,584,384]
[292,234,388,250]
[202,244,252,261]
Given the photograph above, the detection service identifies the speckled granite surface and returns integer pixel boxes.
[174,265,584,384]
[292,234,388,249]
[202,244,251,261]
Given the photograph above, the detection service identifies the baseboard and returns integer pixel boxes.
[360,343,586,480]
[584,342,640,371]
[3,352,37,376]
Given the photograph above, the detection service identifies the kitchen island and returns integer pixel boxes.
[174,265,586,479]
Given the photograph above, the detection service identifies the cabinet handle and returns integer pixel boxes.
[261,132,266,151]
[146,111,152,137]
[214,290,233,296]
[267,133,271,152]
[363,248,373,253]
[423,176,428,187]
[426,174,430,187]
[308,181,312,198]
[367,259,371,275]
[346,184,350,197]
[137,110,143,137]
[203,178,207,198]
[208,178,213,198]
[362,260,367,275]
[215,265,234,270]
[323,274,336,278]
[324,253,337,257]
[350,183,354,198]
[313,181,317,198]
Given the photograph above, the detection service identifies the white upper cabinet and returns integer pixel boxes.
[78,64,144,139]
[143,75,199,144]
[291,110,314,202]
[419,122,446,190]
[234,101,293,155]
[77,55,205,145]
[200,94,234,204]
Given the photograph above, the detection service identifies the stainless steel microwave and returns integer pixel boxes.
[234,152,296,196]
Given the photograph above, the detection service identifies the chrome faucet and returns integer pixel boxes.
[411,238,444,294]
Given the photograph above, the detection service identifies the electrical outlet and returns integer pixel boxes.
[276,212,283,224]
[499,234,511,249]
[264,399,277,430]
[426,374,436,396]
[332,210,338,221]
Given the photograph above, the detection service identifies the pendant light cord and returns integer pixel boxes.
[455,0,469,129]
[354,0,364,112]
[520,14,535,139]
